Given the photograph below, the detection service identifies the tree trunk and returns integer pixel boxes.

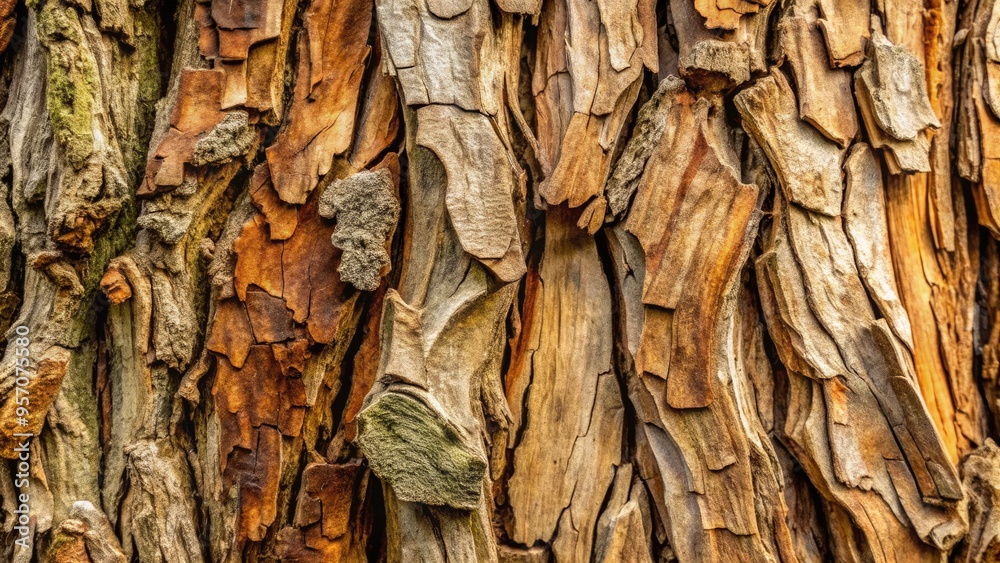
[1,0,1000,560]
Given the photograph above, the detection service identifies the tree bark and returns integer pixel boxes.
[1,0,1000,561]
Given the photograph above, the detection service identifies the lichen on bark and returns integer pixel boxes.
[357,391,487,510]
[318,168,399,291]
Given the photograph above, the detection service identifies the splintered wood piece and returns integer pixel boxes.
[856,78,933,174]
[538,111,630,210]
[560,0,601,114]
[265,0,371,203]
[140,69,227,195]
[883,164,987,463]
[348,43,401,171]
[842,143,914,350]
[249,163,298,240]
[694,0,768,31]
[604,78,686,219]
[608,240,787,560]
[233,213,285,302]
[778,371,950,563]
[281,193,350,343]
[415,105,524,281]
[735,69,845,216]
[531,0,655,213]
[857,30,941,139]
[592,465,654,563]
[815,0,869,67]
[779,13,858,147]
[956,442,1000,562]
[921,0,958,252]
[377,0,490,109]
[601,83,794,562]
[670,0,773,89]
[244,287,295,343]
[504,211,621,562]
[206,297,255,368]
[757,219,849,380]
[759,192,967,556]
[596,0,642,71]
[622,85,758,408]
[855,29,941,173]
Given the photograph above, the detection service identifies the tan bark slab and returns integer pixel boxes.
[264,0,371,204]
[504,210,622,562]
[778,11,858,147]
[815,0,869,67]
[855,29,941,174]
[735,69,844,217]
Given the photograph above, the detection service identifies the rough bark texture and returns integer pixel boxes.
[1,0,1000,561]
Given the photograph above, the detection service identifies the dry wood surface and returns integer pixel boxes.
[0,0,1000,561]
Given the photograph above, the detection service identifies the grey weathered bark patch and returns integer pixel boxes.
[319,168,399,291]
[191,111,257,167]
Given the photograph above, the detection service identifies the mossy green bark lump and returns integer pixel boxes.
[356,392,487,511]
